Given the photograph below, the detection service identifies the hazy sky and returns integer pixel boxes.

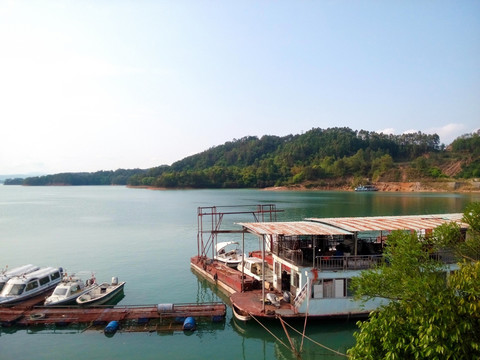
[1,1,479,175]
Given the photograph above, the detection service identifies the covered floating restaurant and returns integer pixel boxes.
[190,205,468,321]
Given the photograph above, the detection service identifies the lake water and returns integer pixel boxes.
[1,186,479,359]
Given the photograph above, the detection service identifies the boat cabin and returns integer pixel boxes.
[52,281,82,297]
[237,257,273,283]
[0,264,40,293]
[0,267,63,303]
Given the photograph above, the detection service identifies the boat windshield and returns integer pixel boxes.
[1,283,26,296]
[53,287,68,296]
[251,263,264,275]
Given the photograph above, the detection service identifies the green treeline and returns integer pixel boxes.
[8,127,480,188]
[128,127,444,188]
[20,169,145,186]
[451,132,480,178]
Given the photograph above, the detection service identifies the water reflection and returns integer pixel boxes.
[230,315,358,360]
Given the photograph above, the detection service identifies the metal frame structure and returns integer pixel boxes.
[196,204,282,260]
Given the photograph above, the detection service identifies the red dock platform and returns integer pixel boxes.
[191,256,261,294]
[191,256,296,321]
[0,294,226,330]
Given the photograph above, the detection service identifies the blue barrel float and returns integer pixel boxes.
[182,317,196,331]
[104,320,119,334]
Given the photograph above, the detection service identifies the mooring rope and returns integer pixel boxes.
[282,319,349,358]
[249,313,290,351]
[300,279,310,352]
[277,315,300,358]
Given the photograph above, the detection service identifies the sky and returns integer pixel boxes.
[1,1,479,175]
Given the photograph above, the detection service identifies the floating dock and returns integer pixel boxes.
[0,293,226,331]
[190,255,260,295]
[191,256,295,320]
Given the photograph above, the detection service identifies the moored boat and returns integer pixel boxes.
[354,184,378,191]
[237,257,274,284]
[0,264,40,293]
[0,267,63,305]
[76,277,125,306]
[232,303,252,322]
[44,273,98,306]
[214,241,244,268]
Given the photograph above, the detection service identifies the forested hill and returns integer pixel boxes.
[10,127,480,188]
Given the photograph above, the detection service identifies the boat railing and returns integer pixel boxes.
[315,255,383,271]
[293,282,308,309]
[427,249,458,264]
[314,249,457,271]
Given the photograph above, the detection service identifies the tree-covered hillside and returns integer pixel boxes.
[9,127,480,188]
[127,127,446,188]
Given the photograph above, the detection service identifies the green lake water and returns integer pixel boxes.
[1,186,479,359]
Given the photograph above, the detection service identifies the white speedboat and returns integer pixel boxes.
[76,277,125,306]
[237,257,274,283]
[44,274,98,306]
[214,241,244,268]
[0,267,63,305]
[0,264,40,293]
[355,184,378,191]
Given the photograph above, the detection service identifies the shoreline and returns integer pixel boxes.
[263,180,480,193]
[128,180,480,193]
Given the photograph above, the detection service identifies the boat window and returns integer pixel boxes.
[53,287,68,296]
[0,282,5,292]
[50,271,61,281]
[323,279,335,298]
[335,279,345,298]
[39,276,50,286]
[292,272,299,288]
[346,279,354,297]
[252,264,262,275]
[3,283,26,296]
[26,280,39,291]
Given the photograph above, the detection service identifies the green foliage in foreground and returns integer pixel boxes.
[348,203,480,359]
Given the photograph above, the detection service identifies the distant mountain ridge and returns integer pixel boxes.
[8,127,480,189]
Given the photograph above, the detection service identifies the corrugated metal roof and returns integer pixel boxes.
[306,213,466,232]
[237,221,353,236]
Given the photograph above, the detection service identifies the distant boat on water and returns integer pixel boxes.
[355,184,379,192]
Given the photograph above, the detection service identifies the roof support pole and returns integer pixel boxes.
[262,234,266,313]
[354,232,358,256]
[312,236,315,268]
[241,231,245,292]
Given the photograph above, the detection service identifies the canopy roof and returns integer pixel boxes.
[307,213,466,232]
[215,241,239,251]
[237,221,352,236]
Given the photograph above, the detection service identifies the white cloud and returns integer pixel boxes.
[377,128,395,135]
[428,123,467,145]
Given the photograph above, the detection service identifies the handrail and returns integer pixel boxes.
[294,282,308,309]
[315,255,383,270]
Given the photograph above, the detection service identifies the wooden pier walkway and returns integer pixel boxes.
[0,294,226,330]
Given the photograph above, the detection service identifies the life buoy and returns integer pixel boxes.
[29,313,46,320]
